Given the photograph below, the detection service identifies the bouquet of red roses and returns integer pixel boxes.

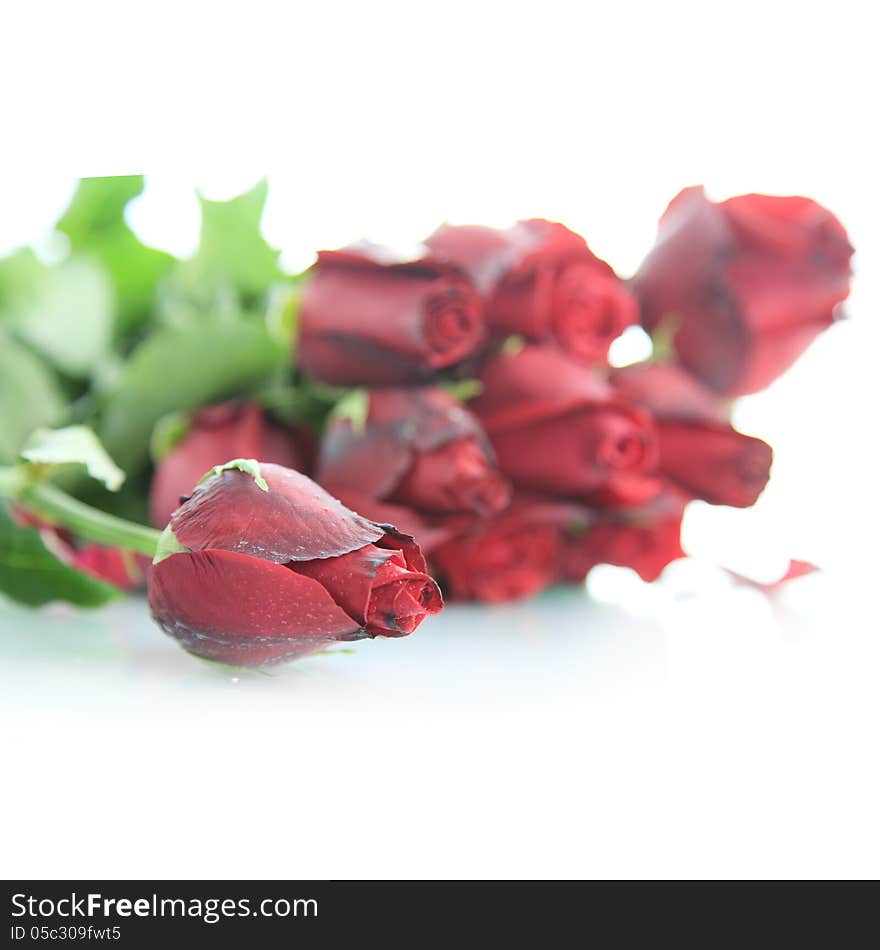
[0,178,853,666]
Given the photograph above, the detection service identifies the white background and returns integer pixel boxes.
[1,0,878,879]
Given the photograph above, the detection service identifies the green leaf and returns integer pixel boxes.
[174,179,281,299]
[56,175,144,235]
[0,246,44,299]
[198,458,268,492]
[267,280,303,349]
[0,330,66,464]
[99,317,287,472]
[649,314,682,363]
[21,425,125,492]
[440,379,483,402]
[0,504,121,608]
[0,249,114,377]
[501,334,526,356]
[56,176,175,336]
[149,411,192,463]
[152,523,190,564]
[328,388,369,433]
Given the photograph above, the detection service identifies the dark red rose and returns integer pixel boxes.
[317,387,510,518]
[321,489,463,556]
[430,494,589,603]
[633,187,853,395]
[562,492,686,583]
[148,462,442,666]
[149,401,314,528]
[611,361,772,508]
[470,345,657,499]
[297,244,486,386]
[425,219,636,364]
[73,545,148,590]
[11,507,147,590]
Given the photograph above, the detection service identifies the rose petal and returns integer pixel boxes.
[293,543,441,635]
[298,247,485,386]
[324,489,459,555]
[318,419,414,500]
[725,559,820,595]
[657,422,772,508]
[171,463,385,563]
[149,549,365,665]
[149,402,306,528]
[472,345,617,431]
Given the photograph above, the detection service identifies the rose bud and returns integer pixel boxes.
[321,489,463,556]
[425,219,636,364]
[561,492,686,583]
[430,494,590,602]
[633,187,853,395]
[73,545,148,590]
[611,361,772,508]
[148,460,442,666]
[470,345,657,499]
[297,244,486,386]
[317,387,510,519]
[149,401,315,528]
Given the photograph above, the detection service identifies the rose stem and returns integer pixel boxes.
[3,476,162,557]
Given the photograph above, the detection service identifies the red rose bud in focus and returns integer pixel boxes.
[562,492,686,583]
[425,219,636,364]
[148,461,442,666]
[471,345,657,498]
[431,495,590,603]
[317,387,510,519]
[611,361,772,508]
[149,402,315,528]
[297,244,486,386]
[633,187,853,395]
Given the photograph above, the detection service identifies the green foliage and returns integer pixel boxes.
[21,425,125,492]
[0,331,67,464]
[198,458,269,492]
[440,379,483,403]
[0,175,304,611]
[152,523,190,564]
[171,178,281,301]
[99,317,287,472]
[328,388,370,433]
[0,248,113,377]
[56,175,175,336]
[149,411,192,463]
[0,504,121,607]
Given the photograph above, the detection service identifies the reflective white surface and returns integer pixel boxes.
[2,567,878,879]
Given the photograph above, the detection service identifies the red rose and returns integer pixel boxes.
[320,489,463,556]
[425,219,636,364]
[562,492,686,583]
[297,244,486,386]
[470,345,657,498]
[73,545,148,590]
[12,508,147,590]
[430,494,589,602]
[633,187,853,395]
[148,462,442,666]
[149,402,314,528]
[317,387,510,518]
[611,361,772,508]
